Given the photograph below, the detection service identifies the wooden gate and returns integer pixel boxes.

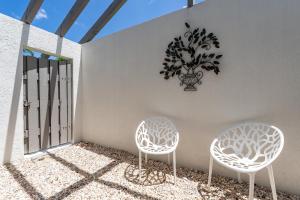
[23,56,72,154]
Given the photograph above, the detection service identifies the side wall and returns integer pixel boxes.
[81,0,300,194]
[0,14,82,164]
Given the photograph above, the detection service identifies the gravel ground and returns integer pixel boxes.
[0,142,299,200]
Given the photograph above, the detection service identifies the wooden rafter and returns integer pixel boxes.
[55,0,90,37]
[21,0,44,24]
[79,0,127,44]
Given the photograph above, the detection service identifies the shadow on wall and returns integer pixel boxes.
[3,23,30,163]
[40,36,63,149]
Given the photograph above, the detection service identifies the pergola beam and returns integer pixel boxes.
[21,0,44,24]
[79,0,127,44]
[55,0,90,37]
[187,0,195,8]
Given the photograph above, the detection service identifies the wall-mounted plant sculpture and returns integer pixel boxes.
[160,22,222,91]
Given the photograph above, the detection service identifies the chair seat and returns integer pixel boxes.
[139,144,174,154]
[212,149,268,173]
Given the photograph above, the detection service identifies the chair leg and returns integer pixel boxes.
[145,153,148,164]
[237,172,242,183]
[249,173,255,200]
[267,165,277,200]
[173,151,176,184]
[168,153,170,165]
[208,155,213,187]
[139,150,142,178]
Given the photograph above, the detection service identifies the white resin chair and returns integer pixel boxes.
[208,122,284,200]
[135,117,179,183]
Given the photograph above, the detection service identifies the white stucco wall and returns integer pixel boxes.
[81,0,300,194]
[0,13,82,164]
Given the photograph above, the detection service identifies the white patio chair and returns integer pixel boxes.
[208,122,284,200]
[135,117,179,184]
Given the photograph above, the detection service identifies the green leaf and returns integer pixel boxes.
[56,56,66,61]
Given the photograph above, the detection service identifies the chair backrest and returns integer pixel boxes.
[135,117,179,150]
[213,122,284,166]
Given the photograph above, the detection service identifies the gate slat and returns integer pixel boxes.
[23,56,29,154]
[26,56,40,153]
[59,61,68,144]
[67,62,72,142]
[39,58,50,149]
[49,60,60,146]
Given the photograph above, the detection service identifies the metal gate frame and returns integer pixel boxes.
[23,56,73,154]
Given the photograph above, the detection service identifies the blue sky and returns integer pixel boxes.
[0,0,203,43]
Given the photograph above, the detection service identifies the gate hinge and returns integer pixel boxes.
[24,130,29,138]
[23,100,31,107]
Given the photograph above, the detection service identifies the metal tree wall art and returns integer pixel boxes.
[160,22,222,91]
